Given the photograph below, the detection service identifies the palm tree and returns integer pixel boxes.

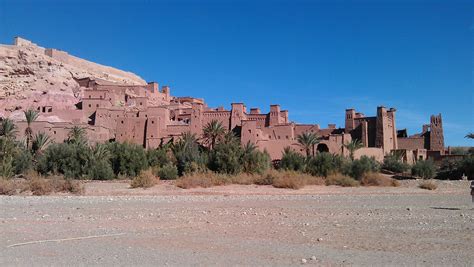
[344,139,364,161]
[67,126,87,145]
[297,132,320,157]
[0,119,17,140]
[90,143,111,161]
[32,132,51,155]
[466,133,474,139]
[24,109,39,149]
[242,141,257,156]
[202,120,225,150]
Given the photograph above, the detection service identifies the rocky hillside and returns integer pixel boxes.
[0,37,146,116]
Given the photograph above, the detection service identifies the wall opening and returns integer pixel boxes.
[317,143,329,153]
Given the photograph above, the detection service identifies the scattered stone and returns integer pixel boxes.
[310,256,317,261]
[301,258,307,264]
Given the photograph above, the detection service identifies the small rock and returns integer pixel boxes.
[301,258,307,264]
[407,207,411,211]
[317,238,323,242]
[310,256,317,261]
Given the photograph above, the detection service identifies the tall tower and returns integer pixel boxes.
[230,103,246,129]
[268,104,281,126]
[375,106,397,153]
[345,109,356,133]
[429,114,444,153]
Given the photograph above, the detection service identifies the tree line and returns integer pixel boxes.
[0,109,472,181]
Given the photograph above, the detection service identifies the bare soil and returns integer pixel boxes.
[1,180,473,266]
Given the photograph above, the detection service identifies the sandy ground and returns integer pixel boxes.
[1,180,473,266]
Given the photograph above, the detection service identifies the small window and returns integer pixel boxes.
[121,121,124,124]
[96,104,99,107]
[53,131,56,134]
[88,104,91,108]
[140,102,143,106]
[152,121,154,124]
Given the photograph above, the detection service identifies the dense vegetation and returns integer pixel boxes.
[1,113,473,189]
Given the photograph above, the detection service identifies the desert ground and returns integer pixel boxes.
[1,180,473,266]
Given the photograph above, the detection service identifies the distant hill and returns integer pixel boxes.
[0,37,146,117]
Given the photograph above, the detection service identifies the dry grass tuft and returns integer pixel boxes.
[0,171,84,196]
[325,173,360,187]
[54,178,84,195]
[254,169,279,185]
[361,172,400,187]
[130,169,157,189]
[176,170,325,190]
[176,172,225,189]
[225,173,258,185]
[0,179,17,195]
[28,177,54,195]
[419,180,437,190]
[272,171,324,190]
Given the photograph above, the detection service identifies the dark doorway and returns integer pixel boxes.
[317,143,329,153]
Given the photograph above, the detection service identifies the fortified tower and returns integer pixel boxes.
[375,106,397,153]
[429,114,444,153]
[345,109,356,133]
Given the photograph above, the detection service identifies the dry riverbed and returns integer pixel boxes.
[1,180,473,266]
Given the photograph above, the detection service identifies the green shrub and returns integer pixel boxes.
[208,136,243,175]
[156,163,178,180]
[347,156,380,180]
[172,132,205,176]
[436,158,462,180]
[279,147,305,171]
[147,148,169,168]
[0,156,14,179]
[37,143,90,179]
[88,160,115,180]
[412,160,436,179]
[107,142,148,177]
[382,155,409,173]
[458,155,474,180]
[306,152,345,177]
[241,149,271,174]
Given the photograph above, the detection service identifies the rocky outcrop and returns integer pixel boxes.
[0,37,146,115]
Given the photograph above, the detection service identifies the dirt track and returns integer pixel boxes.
[1,181,473,266]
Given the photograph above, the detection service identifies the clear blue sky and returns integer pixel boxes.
[1,0,472,146]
